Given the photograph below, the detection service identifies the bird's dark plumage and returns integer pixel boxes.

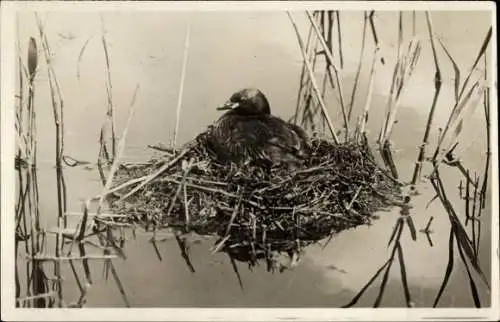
[204,88,310,169]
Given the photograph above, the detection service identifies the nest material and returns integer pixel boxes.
[108,132,403,264]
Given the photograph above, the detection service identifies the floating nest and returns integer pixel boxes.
[106,132,403,267]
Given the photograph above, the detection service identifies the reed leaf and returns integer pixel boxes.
[100,16,116,160]
[175,234,196,273]
[396,242,412,307]
[406,216,417,241]
[341,259,391,308]
[27,37,37,82]
[387,217,402,247]
[457,27,492,101]
[108,261,130,307]
[433,227,454,307]
[456,233,481,307]
[434,81,486,163]
[373,221,403,307]
[228,253,244,291]
[437,38,461,101]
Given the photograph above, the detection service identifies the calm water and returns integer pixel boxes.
[15,10,493,307]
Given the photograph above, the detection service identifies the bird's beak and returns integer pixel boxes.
[216,101,240,111]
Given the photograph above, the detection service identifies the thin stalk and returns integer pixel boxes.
[348,11,368,122]
[100,17,116,160]
[480,54,490,208]
[411,11,441,185]
[306,10,348,139]
[172,22,191,149]
[293,16,314,125]
[288,11,339,143]
[97,85,140,213]
[335,11,344,69]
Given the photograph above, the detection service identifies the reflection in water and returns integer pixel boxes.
[15,10,492,308]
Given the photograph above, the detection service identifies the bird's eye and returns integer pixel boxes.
[230,93,242,102]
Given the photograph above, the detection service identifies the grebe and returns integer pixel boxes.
[205,88,309,170]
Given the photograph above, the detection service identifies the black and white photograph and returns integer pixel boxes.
[1,1,498,321]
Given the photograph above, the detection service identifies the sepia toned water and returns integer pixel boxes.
[15,10,493,307]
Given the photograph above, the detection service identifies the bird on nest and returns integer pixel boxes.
[203,88,310,171]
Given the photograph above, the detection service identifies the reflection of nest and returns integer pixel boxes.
[107,133,403,268]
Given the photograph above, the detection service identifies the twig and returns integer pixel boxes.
[118,148,191,201]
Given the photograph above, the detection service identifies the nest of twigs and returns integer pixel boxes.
[107,133,403,265]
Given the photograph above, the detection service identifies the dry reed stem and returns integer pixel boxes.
[16,292,57,304]
[479,55,490,209]
[172,22,191,149]
[335,11,344,69]
[118,148,191,201]
[292,15,315,125]
[306,10,348,138]
[96,85,140,214]
[349,11,368,122]
[100,16,117,160]
[65,211,126,218]
[28,255,118,261]
[288,11,340,143]
[357,47,379,137]
[411,11,442,185]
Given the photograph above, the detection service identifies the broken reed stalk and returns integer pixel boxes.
[348,11,368,122]
[172,22,191,150]
[411,11,442,185]
[101,16,117,161]
[305,10,348,140]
